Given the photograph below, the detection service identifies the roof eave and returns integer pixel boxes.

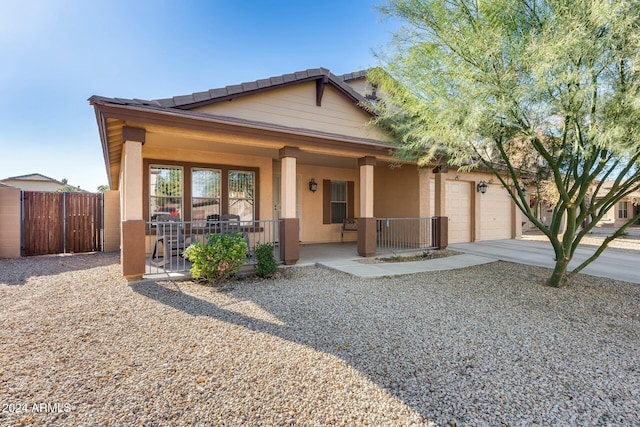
[89,98,115,189]
[90,99,396,154]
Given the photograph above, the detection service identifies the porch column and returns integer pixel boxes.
[433,166,448,249]
[418,167,432,247]
[121,127,146,280]
[358,156,376,257]
[279,146,299,264]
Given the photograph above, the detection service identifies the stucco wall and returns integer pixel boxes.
[296,163,360,243]
[103,190,121,252]
[0,184,21,258]
[193,83,390,143]
[374,165,421,218]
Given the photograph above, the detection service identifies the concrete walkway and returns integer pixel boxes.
[317,253,495,278]
[450,239,640,284]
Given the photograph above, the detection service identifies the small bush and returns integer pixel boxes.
[183,233,248,284]
[254,242,279,277]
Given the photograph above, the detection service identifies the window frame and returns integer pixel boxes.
[191,167,222,222]
[149,164,184,221]
[322,179,354,224]
[329,180,348,224]
[143,159,259,233]
[618,201,628,219]
[228,170,256,222]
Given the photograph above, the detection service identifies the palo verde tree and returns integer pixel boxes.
[371,0,640,287]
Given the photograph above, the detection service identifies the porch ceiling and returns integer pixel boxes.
[105,117,398,187]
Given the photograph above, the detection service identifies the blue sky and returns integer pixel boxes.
[0,0,398,192]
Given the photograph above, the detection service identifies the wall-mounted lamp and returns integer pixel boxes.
[309,178,318,192]
[520,184,527,195]
[477,181,488,194]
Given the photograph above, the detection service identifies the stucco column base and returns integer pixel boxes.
[433,216,449,250]
[279,218,299,265]
[357,217,376,257]
[121,220,146,280]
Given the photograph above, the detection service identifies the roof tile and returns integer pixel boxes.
[256,78,272,88]
[242,81,259,91]
[173,94,196,105]
[209,88,229,98]
[92,67,369,110]
[193,91,211,102]
[226,84,244,95]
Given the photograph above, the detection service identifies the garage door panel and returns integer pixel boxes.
[445,181,471,244]
[480,185,512,240]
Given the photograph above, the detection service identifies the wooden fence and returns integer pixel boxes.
[22,192,103,256]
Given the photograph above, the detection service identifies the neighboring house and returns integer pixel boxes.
[90,67,524,279]
[593,181,640,227]
[1,173,84,192]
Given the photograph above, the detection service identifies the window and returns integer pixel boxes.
[144,160,259,228]
[323,179,354,224]
[330,181,347,224]
[618,201,628,219]
[192,168,220,221]
[228,170,254,222]
[150,165,183,220]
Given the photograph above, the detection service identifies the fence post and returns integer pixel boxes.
[432,216,448,250]
[62,192,67,254]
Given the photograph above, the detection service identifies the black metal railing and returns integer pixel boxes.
[145,219,281,275]
[376,217,437,253]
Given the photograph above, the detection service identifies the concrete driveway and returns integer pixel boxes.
[449,239,640,284]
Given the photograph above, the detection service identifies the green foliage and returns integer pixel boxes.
[55,184,81,193]
[254,242,279,277]
[375,0,640,286]
[183,233,248,284]
[97,185,110,193]
[155,168,182,197]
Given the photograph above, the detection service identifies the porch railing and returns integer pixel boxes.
[376,217,438,253]
[145,219,282,276]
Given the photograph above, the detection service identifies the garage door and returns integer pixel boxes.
[445,180,472,244]
[480,184,512,240]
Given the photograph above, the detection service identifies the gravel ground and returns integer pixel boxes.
[1,252,639,426]
[522,231,640,252]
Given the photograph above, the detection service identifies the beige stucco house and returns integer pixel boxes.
[0,173,80,192]
[594,181,640,227]
[90,68,522,279]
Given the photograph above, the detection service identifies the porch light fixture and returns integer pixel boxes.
[309,178,318,193]
[477,181,488,194]
[521,184,527,195]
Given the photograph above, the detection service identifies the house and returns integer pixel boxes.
[593,181,640,227]
[90,68,523,279]
[1,173,84,192]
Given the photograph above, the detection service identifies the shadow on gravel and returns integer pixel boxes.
[0,252,120,286]
[129,264,640,425]
[130,274,440,423]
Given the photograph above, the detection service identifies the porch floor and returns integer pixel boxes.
[297,242,362,265]
[144,242,365,280]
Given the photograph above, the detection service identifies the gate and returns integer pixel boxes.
[22,192,103,256]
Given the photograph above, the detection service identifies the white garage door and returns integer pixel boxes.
[445,180,472,244]
[480,184,512,240]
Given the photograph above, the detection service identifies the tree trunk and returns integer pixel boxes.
[547,257,569,287]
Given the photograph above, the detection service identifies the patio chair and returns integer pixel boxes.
[151,216,192,266]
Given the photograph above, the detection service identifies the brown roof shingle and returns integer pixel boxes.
[90,67,370,111]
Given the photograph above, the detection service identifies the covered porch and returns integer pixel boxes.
[142,213,447,279]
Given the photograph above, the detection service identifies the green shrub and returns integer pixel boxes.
[254,242,279,277]
[183,233,248,284]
